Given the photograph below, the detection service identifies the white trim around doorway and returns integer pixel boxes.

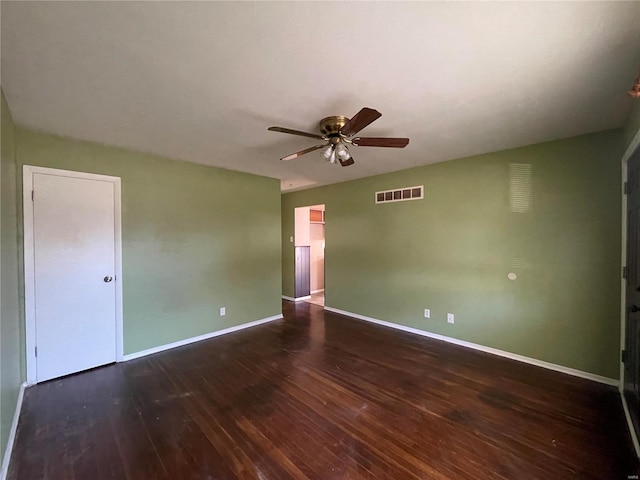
[619,127,640,458]
[22,165,124,385]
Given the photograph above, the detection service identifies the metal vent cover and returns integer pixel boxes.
[509,164,532,213]
[375,185,424,204]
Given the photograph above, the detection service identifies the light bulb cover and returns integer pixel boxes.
[321,145,334,160]
[335,143,351,160]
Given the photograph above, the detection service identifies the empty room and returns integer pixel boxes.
[1,2,640,479]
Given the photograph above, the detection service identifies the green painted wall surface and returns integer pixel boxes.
[16,128,282,355]
[282,130,622,379]
[1,91,23,456]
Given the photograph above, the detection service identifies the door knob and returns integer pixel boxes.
[103,276,113,283]
[631,305,640,313]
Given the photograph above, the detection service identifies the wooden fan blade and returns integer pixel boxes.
[281,144,326,161]
[339,156,355,167]
[340,108,382,136]
[268,126,325,140]
[352,137,409,148]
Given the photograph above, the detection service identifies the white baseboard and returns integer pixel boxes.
[281,295,311,302]
[620,391,640,459]
[1,382,27,480]
[122,314,283,361]
[311,289,325,294]
[324,306,619,387]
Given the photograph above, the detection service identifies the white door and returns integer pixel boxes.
[31,172,118,382]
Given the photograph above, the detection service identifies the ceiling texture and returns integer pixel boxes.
[2,2,640,191]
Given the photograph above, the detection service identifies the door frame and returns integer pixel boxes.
[292,204,325,301]
[22,165,124,384]
[621,128,640,457]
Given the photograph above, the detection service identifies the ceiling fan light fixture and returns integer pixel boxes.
[321,144,334,160]
[335,143,351,161]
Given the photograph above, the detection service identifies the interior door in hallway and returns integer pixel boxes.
[31,171,118,382]
[625,147,640,433]
[295,246,310,298]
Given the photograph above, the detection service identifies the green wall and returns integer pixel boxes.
[16,128,282,355]
[1,91,23,458]
[282,130,623,379]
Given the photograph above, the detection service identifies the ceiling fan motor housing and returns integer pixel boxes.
[319,116,349,137]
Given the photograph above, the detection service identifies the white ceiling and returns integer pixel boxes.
[2,2,640,192]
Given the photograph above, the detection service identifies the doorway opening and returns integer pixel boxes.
[625,145,640,439]
[294,204,325,306]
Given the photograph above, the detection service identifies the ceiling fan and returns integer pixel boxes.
[267,107,409,167]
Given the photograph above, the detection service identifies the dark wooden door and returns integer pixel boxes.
[625,148,640,433]
[295,246,310,298]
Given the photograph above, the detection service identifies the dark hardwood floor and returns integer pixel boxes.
[8,301,639,479]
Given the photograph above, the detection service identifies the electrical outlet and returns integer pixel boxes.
[447,313,454,324]
[424,309,430,318]
[289,236,294,243]
[220,307,226,316]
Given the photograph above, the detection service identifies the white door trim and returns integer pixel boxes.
[620,131,640,458]
[621,127,640,393]
[22,165,124,385]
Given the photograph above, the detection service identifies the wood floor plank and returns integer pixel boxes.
[7,300,639,479]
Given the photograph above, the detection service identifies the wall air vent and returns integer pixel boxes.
[509,163,532,213]
[375,185,424,204]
